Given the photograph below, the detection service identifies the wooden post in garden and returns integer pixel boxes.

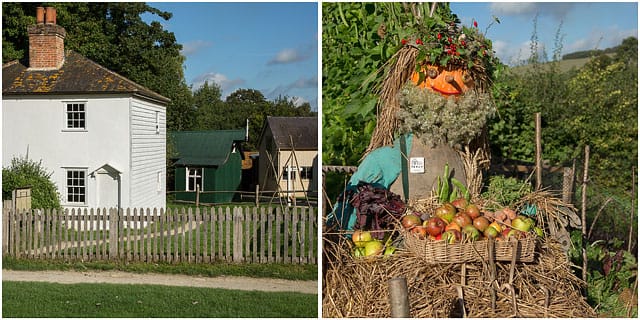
[562,159,576,204]
[255,184,260,206]
[535,112,543,190]
[581,145,590,282]
[629,166,636,253]
[109,208,118,259]
[388,277,410,317]
[195,184,200,207]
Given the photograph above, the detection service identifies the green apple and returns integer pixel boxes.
[352,230,373,247]
[511,216,533,232]
[462,224,480,241]
[364,240,384,256]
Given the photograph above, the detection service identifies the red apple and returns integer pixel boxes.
[453,212,472,228]
[464,204,481,219]
[472,216,490,232]
[434,203,457,223]
[412,225,428,239]
[401,214,422,230]
[451,198,468,211]
[424,217,447,237]
[445,221,461,232]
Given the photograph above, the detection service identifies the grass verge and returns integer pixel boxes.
[3,281,317,318]
[2,256,317,281]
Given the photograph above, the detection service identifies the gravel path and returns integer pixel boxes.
[2,269,318,294]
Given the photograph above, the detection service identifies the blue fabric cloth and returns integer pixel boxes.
[327,134,413,231]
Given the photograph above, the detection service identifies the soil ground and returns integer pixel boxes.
[2,269,318,294]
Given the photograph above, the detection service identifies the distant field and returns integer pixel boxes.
[510,53,616,74]
[3,281,318,318]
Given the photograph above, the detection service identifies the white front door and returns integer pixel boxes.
[97,169,120,209]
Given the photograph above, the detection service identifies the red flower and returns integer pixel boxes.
[473,20,478,28]
[437,33,442,40]
[416,38,423,45]
[401,38,407,45]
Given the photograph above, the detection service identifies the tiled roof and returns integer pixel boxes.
[266,116,317,150]
[2,50,170,104]
[170,130,246,166]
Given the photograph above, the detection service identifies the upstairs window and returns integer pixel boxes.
[282,166,298,181]
[65,102,86,130]
[299,166,313,180]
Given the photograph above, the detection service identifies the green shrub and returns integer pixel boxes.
[2,155,61,209]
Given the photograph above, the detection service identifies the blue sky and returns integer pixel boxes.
[144,2,318,110]
[450,2,638,65]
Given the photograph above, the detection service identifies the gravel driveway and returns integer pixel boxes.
[2,269,318,294]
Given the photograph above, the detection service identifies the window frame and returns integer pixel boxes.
[63,101,87,131]
[186,167,203,192]
[64,168,88,205]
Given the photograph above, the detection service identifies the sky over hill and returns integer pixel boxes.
[451,2,638,65]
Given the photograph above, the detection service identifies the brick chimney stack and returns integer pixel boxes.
[27,6,66,70]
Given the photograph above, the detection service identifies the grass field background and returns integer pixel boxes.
[3,281,317,318]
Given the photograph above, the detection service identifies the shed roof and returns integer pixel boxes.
[2,50,170,104]
[264,116,317,150]
[171,130,245,167]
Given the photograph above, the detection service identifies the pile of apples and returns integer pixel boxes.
[401,198,543,243]
[350,230,396,258]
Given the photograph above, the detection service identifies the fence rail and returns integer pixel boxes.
[2,206,317,265]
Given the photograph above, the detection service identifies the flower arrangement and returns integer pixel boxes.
[399,13,499,92]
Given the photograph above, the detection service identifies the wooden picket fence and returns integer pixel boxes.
[2,206,317,264]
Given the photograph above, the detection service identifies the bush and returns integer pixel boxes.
[2,155,61,209]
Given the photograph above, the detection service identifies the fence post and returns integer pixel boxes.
[109,208,118,259]
[233,207,244,262]
[255,184,259,206]
[2,207,9,255]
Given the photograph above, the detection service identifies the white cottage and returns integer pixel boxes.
[2,7,168,210]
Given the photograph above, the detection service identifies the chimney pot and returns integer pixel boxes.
[45,7,56,25]
[36,7,45,24]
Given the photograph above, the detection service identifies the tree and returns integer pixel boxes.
[2,156,61,209]
[2,2,195,131]
[193,81,225,130]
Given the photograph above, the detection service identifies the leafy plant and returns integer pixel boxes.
[481,175,531,210]
[568,232,638,317]
[348,182,406,239]
[2,155,61,209]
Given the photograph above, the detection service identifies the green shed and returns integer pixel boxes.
[170,130,245,204]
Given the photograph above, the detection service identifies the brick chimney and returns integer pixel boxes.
[27,6,66,70]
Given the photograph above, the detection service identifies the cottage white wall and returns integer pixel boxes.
[129,97,166,209]
[2,94,164,210]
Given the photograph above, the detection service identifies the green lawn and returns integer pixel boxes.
[3,281,317,318]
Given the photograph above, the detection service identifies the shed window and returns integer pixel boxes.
[186,168,203,191]
[282,166,297,181]
[299,166,313,180]
[65,103,86,129]
[66,169,86,203]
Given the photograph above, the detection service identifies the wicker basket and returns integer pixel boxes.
[403,232,536,264]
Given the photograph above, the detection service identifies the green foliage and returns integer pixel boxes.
[2,156,61,209]
[481,175,531,210]
[568,232,638,317]
[398,83,495,147]
[2,3,195,132]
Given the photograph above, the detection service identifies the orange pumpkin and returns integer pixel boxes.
[411,64,474,96]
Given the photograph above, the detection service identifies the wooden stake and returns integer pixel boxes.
[629,166,636,253]
[581,145,590,282]
[388,277,410,318]
[535,112,543,190]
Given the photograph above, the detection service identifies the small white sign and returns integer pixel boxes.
[409,157,425,173]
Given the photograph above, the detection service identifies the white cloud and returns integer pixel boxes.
[566,26,638,53]
[490,3,574,20]
[268,48,306,65]
[181,40,213,56]
[191,72,245,95]
[291,96,309,107]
